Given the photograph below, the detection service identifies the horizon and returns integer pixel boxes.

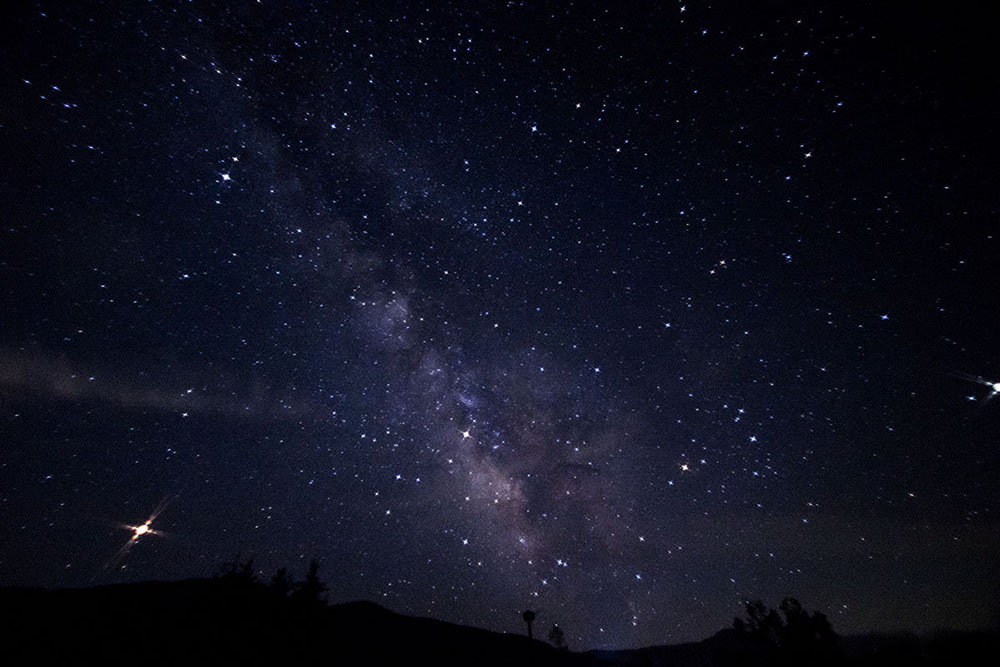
[5,574,996,653]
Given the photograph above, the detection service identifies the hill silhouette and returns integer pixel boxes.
[0,579,996,666]
[0,578,573,666]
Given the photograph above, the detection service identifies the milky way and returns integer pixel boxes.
[1,1,997,649]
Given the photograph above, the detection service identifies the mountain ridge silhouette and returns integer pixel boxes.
[1,578,995,666]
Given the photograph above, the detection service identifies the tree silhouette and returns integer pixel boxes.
[218,556,256,584]
[291,559,327,605]
[733,597,839,666]
[548,623,567,650]
[270,567,294,596]
[522,610,536,639]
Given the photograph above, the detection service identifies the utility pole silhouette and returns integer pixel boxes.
[522,610,536,639]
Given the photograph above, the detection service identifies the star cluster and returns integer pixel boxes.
[1,1,997,650]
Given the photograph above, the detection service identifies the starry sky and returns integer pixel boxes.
[1,0,998,650]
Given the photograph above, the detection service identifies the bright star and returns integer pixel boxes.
[105,495,174,570]
[950,371,1000,402]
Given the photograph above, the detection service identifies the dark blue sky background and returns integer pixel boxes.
[1,0,997,650]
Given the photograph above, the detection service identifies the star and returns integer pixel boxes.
[950,372,1000,400]
[105,496,173,569]
[131,522,150,540]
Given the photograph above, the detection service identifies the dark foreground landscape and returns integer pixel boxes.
[1,578,995,666]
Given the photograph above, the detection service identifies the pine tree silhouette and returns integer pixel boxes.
[292,559,327,605]
[270,567,294,596]
[548,623,567,650]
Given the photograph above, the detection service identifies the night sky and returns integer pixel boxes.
[2,0,998,650]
